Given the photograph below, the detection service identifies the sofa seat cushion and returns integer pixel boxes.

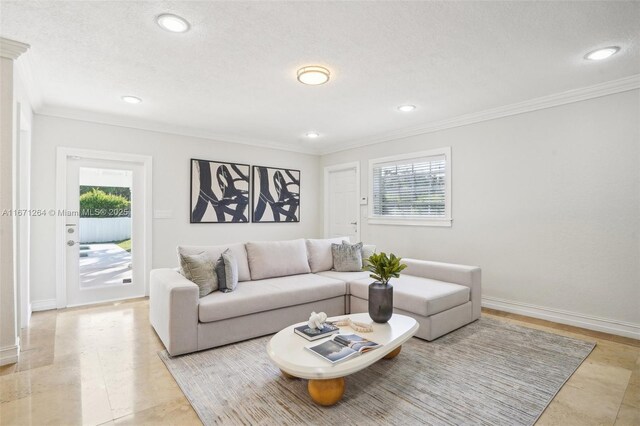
[198,274,346,323]
[349,275,470,317]
[315,270,370,292]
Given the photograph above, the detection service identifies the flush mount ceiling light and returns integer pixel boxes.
[156,13,190,33]
[585,46,620,61]
[306,132,320,138]
[297,66,330,85]
[397,104,416,112]
[121,95,142,104]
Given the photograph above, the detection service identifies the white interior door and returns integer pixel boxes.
[326,164,360,242]
[65,157,145,307]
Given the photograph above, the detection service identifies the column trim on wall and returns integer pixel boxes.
[482,295,640,340]
[0,340,20,366]
[0,37,29,60]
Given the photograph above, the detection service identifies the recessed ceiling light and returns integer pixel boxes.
[306,132,320,138]
[585,46,620,61]
[297,66,330,85]
[398,105,416,112]
[121,96,142,104]
[156,13,190,33]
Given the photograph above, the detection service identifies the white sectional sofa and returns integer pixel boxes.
[149,238,481,356]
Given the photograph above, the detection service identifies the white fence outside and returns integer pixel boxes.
[79,218,132,243]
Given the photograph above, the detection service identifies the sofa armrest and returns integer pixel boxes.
[149,268,199,355]
[403,259,482,320]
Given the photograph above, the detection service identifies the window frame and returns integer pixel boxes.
[367,147,452,227]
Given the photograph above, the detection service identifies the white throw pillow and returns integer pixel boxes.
[362,244,377,267]
[305,237,350,273]
[246,239,311,280]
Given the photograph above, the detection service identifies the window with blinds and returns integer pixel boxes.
[369,148,451,225]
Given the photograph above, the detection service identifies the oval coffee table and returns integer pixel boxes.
[267,313,419,406]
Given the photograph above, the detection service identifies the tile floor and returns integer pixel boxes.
[0,300,638,425]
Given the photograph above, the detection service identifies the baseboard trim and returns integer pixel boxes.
[482,296,640,340]
[0,340,20,366]
[31,299,57,312]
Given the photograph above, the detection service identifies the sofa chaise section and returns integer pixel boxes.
[349,258,481,341]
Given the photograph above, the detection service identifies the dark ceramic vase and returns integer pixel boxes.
[368,282,393,323]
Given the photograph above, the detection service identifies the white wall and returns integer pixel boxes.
[322,90,640,334]
[30,115,322,303]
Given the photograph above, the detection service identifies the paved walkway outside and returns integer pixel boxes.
[79,243,132,287]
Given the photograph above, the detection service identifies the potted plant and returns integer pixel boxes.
[364,252,407,323]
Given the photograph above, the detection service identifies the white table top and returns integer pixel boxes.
[267,313,419,380]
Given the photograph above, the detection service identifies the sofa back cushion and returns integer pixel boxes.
[246,239,311,280]
[178,243,251,282]
[305,237,350,273]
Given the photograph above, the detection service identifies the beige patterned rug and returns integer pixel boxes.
[159,318,595,426]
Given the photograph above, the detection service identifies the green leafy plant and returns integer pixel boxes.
[79,189,130,218]
[364,252,407,285]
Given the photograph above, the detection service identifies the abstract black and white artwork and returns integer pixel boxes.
[190,159,250,223]
[252,166,300,223]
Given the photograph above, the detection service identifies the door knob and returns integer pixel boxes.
[67,240,77,247]
[350,222,357,225]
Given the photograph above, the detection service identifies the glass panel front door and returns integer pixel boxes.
[77,167,133,289]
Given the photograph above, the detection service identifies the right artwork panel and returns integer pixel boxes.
[252,165,300,223]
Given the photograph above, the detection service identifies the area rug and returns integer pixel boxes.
[159,317,595,426]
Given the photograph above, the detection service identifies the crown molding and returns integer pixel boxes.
[15,53,43,111]
[36,106,320,155]
[28,74,639,158]
[0,37,30,60]
[319,74,640,155]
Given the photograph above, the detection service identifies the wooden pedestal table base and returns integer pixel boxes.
[383,345,402,359]
[280,370,298,380]
[305,346,401,406]
[307,377,345,406]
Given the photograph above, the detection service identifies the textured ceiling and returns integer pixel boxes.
[1,1,639,154]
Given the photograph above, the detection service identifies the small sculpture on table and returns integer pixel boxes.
[308,311,373,333]
[308,311,327,330]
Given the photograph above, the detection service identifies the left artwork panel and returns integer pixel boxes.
[190,159,250,223]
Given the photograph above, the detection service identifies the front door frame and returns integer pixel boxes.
[55,147,152,308]
[323,161,361,240]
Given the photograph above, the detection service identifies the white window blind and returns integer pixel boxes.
[371,154,447,218]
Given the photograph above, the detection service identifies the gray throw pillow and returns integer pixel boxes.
[342,240,376,268]
[178,252,217,297]
[216,249,239,293]
[332,242,363,272]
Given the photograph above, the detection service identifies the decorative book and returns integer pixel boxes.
[305,334,382,364]
[294,323,339,341]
